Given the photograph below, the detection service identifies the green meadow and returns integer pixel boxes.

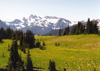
[0,35,100,71]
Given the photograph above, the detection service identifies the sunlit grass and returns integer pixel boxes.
[0,34,100,71]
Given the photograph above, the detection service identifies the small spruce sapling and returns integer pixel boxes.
[43,42,45,46]
[48,60,56,71]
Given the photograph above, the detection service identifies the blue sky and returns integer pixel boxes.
[0,0,100,21]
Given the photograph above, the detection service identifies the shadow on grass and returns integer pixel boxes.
[0,66,45,71]
[0,41,4,44]
[33,66,45,71]
[0,69,42,71]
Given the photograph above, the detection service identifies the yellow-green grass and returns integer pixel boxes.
[0,34,100,71]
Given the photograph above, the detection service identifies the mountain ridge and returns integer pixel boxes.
[5,15,74,35]
[0,14,99,35]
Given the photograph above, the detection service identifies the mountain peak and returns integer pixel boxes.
[44,16,59,19]
[9,19,21,24]
[29,14,37,19]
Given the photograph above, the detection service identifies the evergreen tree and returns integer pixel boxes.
[63,27,67,35]
[63,24,69,35]
[77,22,83,34]
[59,28,62,36]
[71,26,77,35]
[43,42,45,46]
[48,60,56,71]
[20,34,23,46]
[11,33,16,40]
[16,53,24,71]
[92,22,98,34]
[6,27,13,39]
[7,40,24,71]
[0,35,2,42]
[26,48,33,71]
[25,30,35,48]
[0,27,6,39]
[36,41,41,47]
[86,18,91,34]
[85,18,98,34]
[71,22,85,35]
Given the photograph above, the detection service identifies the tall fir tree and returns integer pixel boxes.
[63,27,67,35]
[0,35,2,42]
[66,23,70,35]
[63,23,70,35]
[0,27,6,39]
[26,48,33,71]
[20,34,23,47]
[59,28,62,36]
[71,26,77,35]
[7,40,24,71]
[86,18,91,34]
[25,30,35,48]
[6,27,13,39]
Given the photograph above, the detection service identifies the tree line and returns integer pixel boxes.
[59,18,98,36]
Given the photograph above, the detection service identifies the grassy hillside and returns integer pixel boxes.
[0,35,100,71]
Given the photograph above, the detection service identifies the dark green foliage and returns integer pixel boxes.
[43,42,45,46]
[19,43,28,54]
[19,46,26,54]
[8,44,11,51]
[58,43,60,46]
[11,33,16,40]
[85,18,98,34]
[20,34,23,47]
[48,60,56,71]
[76,22,84,34]
[6,27,13,39]
[14,30,23,40]
[72,21,85,35]
[92,23,98,34]
[0,27,13,39]
[25,30,35,48]
[55,43,57,46]
[0,27,6,39]
[0,35,2,42]
[59,28,62,36]
[86,18,91,34]
[71,26,77,35]
[17,53,24,71]
[71,18,98,35]
[63,23,70,35]
[7,40,24,71]
[36,41,41,47]
[64,68,66,71]
[26,48,33,71]
[40,46,46,50]
[55,43,60,46]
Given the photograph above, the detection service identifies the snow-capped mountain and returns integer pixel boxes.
[5,14,75,35]
[0,20,8,29]
[3,14,100,35]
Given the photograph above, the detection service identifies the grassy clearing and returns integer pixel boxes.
[0,34,100,71]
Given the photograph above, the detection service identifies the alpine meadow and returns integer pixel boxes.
[0,34,100,71]
[0,0,100,71]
